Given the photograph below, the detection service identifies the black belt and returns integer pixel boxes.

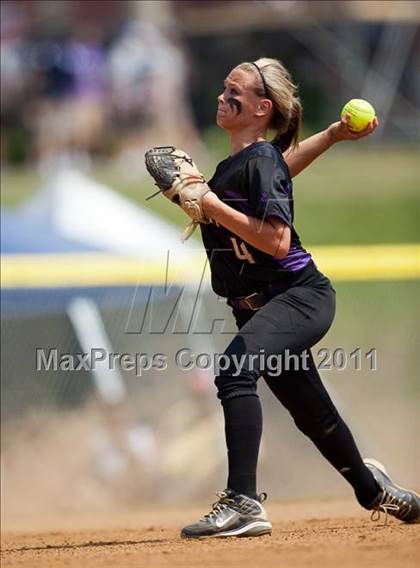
[227,286,283,312]
[226,261,321,312]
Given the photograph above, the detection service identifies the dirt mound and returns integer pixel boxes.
[2,501,419,568]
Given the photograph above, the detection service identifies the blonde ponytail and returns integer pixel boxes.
[272,96,302,152]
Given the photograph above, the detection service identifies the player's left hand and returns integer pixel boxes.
[144,146,212,241]
[327,114,379,143]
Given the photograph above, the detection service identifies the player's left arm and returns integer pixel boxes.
[284,114,379,178]
[202,193,291,259]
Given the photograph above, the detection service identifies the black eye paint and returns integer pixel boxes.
[227,97,242,114]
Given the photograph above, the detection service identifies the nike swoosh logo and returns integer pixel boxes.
[215,513,237,528]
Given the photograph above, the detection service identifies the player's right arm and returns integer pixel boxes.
[284,115,378,178]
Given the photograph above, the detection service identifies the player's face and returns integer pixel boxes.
[216,68,271,132]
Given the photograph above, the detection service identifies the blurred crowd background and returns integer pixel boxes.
[1,0,203,173]
[1,0,420,529]
[2,0,419,173]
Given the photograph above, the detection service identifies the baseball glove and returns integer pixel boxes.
[145,146,211,241]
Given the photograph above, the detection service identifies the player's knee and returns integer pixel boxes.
[294,408,339,440]
[214,369,258,402]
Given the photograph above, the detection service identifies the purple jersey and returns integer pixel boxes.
[200,141,313,298]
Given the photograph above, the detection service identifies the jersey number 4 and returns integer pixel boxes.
[230,237,256,264]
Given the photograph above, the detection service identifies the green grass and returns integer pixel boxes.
[325,280,420,396]
[2,138,419,246]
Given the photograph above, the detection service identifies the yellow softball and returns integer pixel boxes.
[341,99,376,132]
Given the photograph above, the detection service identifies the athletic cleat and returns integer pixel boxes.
[181,489,272,538]
[364,458,420,524]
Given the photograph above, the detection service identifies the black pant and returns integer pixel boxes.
[216,263,336,420]
[215,263,379,506]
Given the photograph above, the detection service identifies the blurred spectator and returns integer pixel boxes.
[1,2,28,164]
[4,0,416,172]
[107,20,204,175]
[1,3,203,173]
[26,25,106,172]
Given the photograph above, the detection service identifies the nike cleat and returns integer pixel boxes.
[181,489,272,538]
[364,458,420,524]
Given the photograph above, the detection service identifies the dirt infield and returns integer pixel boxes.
[2,500,419,568]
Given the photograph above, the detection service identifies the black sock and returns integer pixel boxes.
[311,417,379,508]
[222,394,262,499]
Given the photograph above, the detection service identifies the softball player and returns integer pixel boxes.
[179,58,419,538]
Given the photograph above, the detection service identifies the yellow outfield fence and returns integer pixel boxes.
[1,244,419,289]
